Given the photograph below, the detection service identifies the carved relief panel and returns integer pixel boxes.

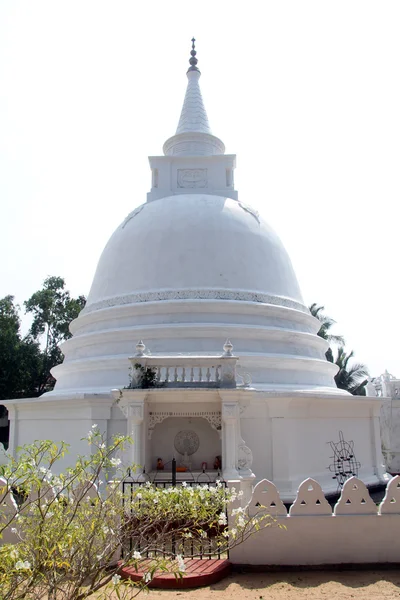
[177,169,208,189]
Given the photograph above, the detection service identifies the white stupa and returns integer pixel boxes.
[5,41,388,499]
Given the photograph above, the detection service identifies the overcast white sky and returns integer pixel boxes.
[0,1,399,377]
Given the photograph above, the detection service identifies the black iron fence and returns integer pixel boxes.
[121,460,228,560]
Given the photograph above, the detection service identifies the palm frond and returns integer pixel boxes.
[347,363,369,379]
[327,334,345,345]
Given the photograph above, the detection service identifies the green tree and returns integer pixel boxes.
[310,303,369,396]
[0,296,42,402]
[309,303,345,347]
[0,296,43,447]
[329,346,369,396]
[24,277,86,394]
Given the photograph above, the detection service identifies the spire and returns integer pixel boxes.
[188,37,199,72]
[163,39,225,156]
[175,39,212,135]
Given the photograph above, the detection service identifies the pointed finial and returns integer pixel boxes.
[135,340,145,357]
[188,37,199,72]
[223,340,233,357]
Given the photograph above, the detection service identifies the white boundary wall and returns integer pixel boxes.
[3,474,400,566]
[230,476,400,566]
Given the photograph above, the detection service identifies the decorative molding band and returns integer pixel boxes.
[83,289,308,315]
[148,410,222,439]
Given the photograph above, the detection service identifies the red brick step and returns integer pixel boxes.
[120,558,231,589]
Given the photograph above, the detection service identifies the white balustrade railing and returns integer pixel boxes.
[128,341,238,389]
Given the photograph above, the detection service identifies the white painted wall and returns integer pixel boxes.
[230,476,400,566]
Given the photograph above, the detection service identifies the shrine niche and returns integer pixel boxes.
[149,417,221,474]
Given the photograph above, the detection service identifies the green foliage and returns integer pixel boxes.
[0,278,85,447]
[309,303,345,347]
[310,303,369,395]
[0,296,43,404]
[131,363,160,389]
[329,346,369,396]
[0,432,271,599]
[24,276,86,394]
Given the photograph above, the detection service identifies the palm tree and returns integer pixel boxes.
[309,303,345,361]
[309,304,369,395]
[330,346,369,396]
[309,303,345,346]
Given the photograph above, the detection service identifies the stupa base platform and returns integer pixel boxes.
[120,558,231,589]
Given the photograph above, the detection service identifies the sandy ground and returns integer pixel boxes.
[142,570,400,599]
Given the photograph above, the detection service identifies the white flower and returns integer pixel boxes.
[144,572,152,583]
[176,554,186,572]
[15,560,31,570]
[231,507,245,516]
[237,516,245,528]
[92,424,98,429]
[111,574,121,585]
[11,528,17,534]
[133,551,141,560]
[110,458,121,467]
[153,498,158,504]
[136,493,142,499]
[182,481,187,487]
[200,530,207,539]
[218,512,227,526]
[230,528,237,537]
[238,490,244,497]
[99,443,106,449]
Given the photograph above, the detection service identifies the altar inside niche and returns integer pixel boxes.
[148,416,222,476]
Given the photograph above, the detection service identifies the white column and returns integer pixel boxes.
[119,400,145,477]
[222,401,240,480]
[370,401,389,480]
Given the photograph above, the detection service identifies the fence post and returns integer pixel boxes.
[172,458,176,487]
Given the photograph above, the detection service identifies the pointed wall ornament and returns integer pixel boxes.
[247,478,287,517]
[378,475,400,514]
[333,476,377,515]
[289,478,332,516]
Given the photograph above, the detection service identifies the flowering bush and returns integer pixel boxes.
[0,429,273,599]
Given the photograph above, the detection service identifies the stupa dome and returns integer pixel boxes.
[85,194,305,314]
[50,41,339,396]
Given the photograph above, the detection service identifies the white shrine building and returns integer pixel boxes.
[4,42,389,500]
